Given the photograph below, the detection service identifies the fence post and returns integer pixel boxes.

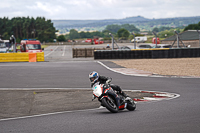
[85,48,87,58]
[72,48,74,58]
[76,48,77,58]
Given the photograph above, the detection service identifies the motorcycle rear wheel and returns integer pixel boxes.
[102,97,118,113]
[126,100,136,111]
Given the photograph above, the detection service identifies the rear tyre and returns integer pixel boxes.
[127,100,136,111]
[102,97,118,113]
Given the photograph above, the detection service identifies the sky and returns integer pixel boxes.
[0,0,200,20]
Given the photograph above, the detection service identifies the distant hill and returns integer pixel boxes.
[52,16,200,33]
[52,16,149,27]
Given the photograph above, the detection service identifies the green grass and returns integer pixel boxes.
[41,45,49,49]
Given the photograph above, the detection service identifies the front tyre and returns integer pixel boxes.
[102,97,118,113]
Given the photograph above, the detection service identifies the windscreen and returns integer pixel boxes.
[163,45,172,48]
[0,43,6,48]
[26,44,41,50]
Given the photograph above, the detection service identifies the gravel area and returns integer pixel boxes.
[0,89,152,119]
[112,58,200,77]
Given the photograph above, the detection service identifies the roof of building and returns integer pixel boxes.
[162,30,200,41]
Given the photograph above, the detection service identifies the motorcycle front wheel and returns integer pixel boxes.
[102,96,118,113]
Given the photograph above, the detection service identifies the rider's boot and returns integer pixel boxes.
[121,91,128,98]
[121,91,132,101]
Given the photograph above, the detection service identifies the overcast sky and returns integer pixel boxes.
[0,0,199,20]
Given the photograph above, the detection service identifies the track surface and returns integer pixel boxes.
[0,46,200,133]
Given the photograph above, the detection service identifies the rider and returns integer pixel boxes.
[89,71,129,98]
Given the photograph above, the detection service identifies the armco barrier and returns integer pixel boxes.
[94,48,200,59]
[36,52,45,62]
[0,53,29,62]
[0,52,45,62]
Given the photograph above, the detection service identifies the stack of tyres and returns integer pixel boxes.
[130,51,134,59]
[127,50,132,59]
[181,49,187,58]
[100,51,104,59]
[178,49,183,58]
[187,48,192,57]
[194,48,198,57]
[146,50,152,59]
[93,51,97,59]
[103,50,107,59]
[134,50,140,59]
[138,50,143,59]
[142,50,147,58]
[192,49,196,57]
[122,51,127,59]
[126,51,130,58]
[161,50,169,58]
[94,51,98,59]
[103,51,107,59]
[105,51,110,59]
[118,51,122,59]
[168,49,174,58]
[111,50,115,59]
[196,48,200,57]
[173,49,178,58]
[160,50,164,58]
[152,50,158,58]
[164,50,169,58]
[116,50,120,59]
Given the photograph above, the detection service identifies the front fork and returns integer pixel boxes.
[102,91,121,108]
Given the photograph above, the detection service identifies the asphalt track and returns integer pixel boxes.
[0,45,200,133]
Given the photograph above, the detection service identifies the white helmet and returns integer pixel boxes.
[89,71,99,83]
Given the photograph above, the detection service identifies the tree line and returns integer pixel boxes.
[184,21,200,31]
[0,17,56,43]
[57,24,141,41]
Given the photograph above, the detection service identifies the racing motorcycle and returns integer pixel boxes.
[92,82,136,113]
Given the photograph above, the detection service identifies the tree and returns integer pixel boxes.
[57,35,66,42]
[121,24,140,33]
[105,24,140,33]
[158,30,174,38]
[152,27,159,33]
[117,28,130,39]
[79,31,87,38]
[105,24,121,33]
[69,29,80,40]
[184,21,200,31]
[0,16,56,42]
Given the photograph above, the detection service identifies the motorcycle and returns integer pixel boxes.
[92,82,136,113]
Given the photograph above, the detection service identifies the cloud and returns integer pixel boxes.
[0,0,199,20]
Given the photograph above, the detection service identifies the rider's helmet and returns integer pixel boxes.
[89,71,99,83]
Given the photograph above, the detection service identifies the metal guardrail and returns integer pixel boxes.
[73,48,111,58]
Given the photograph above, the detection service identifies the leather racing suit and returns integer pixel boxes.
[91,75,128,98]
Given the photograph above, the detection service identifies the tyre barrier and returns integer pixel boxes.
[94,48,200,59]
[0,52,45,62]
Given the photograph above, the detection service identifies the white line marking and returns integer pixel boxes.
[62,46,66,56]
[97,61,131,76]
[0,88,91,90]
[0,107,103,121]
[44,46,58,57]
